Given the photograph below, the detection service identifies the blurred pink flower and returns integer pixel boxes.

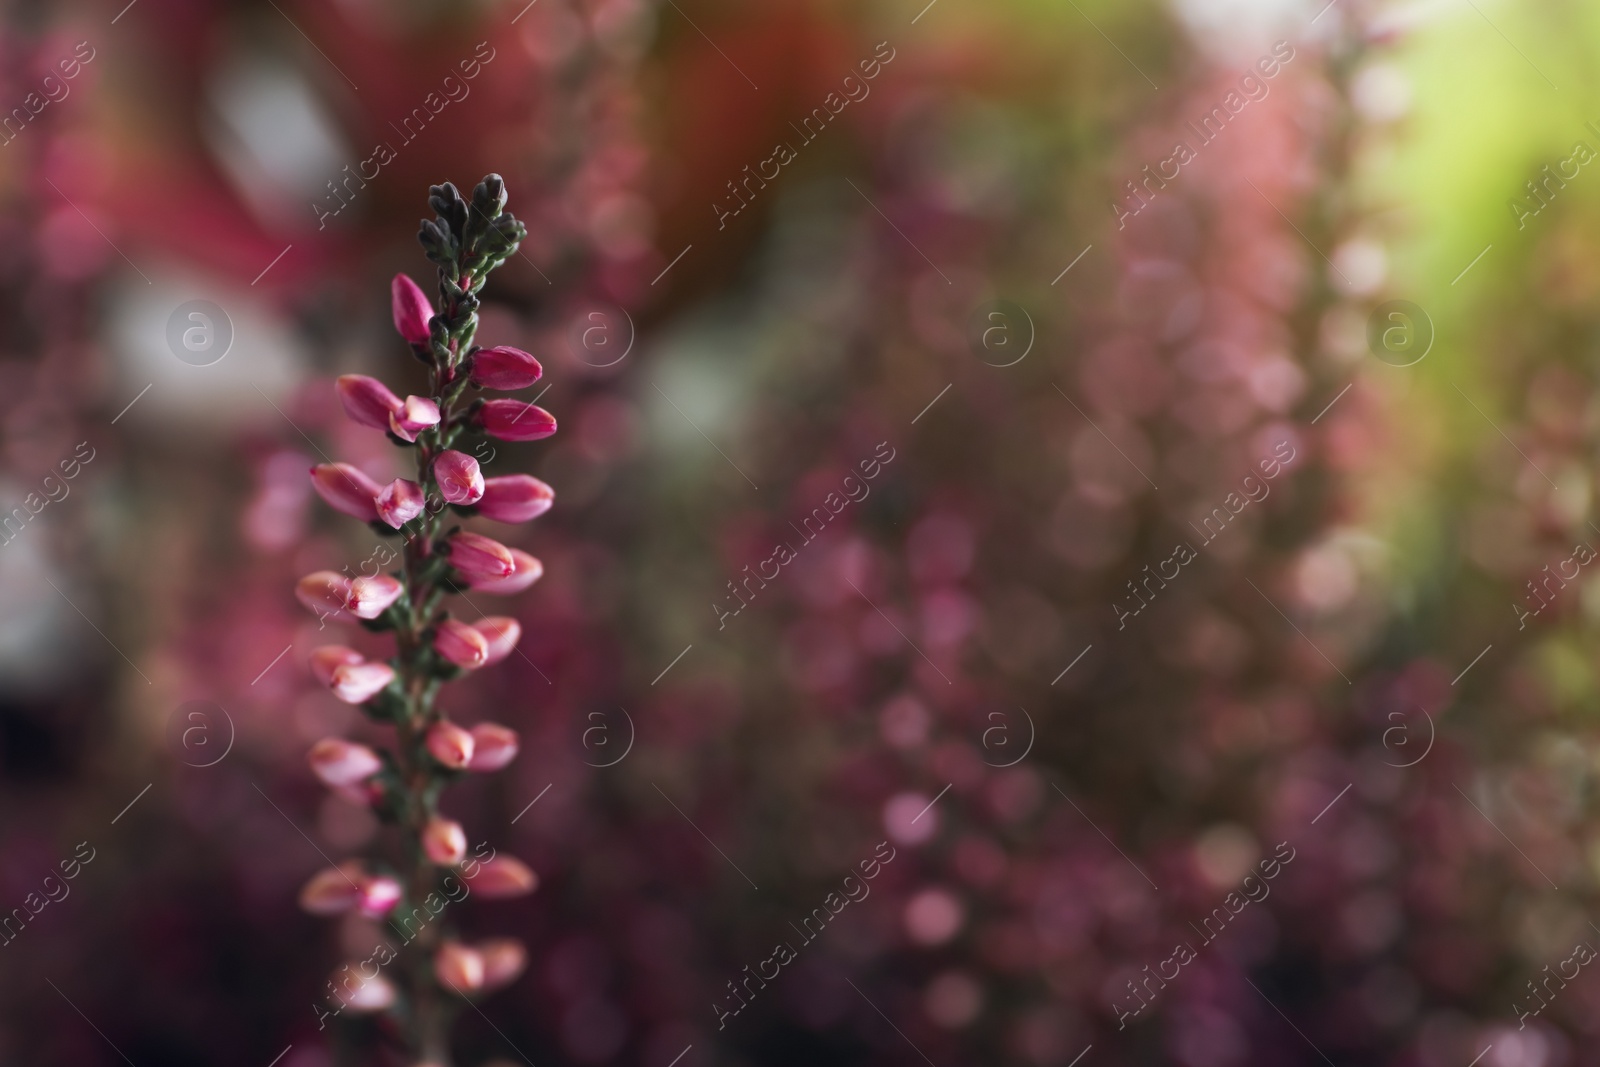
[435,942,486,992]
[341,973,397,1012]
[310,645,364,685]
[422,816,468,865]
[298,864,366,915]
[327,662,396,704]
[426,720,476,769]
[479,938,529,990]
[297,571,352,618]
[465,856,538,898]
[308,738,384,787]
[474,617,521,664]
[435,618,490,669]
[467,723,519,771]
[347,575,403,619]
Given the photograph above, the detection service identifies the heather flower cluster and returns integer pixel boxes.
[292,175,554,1065]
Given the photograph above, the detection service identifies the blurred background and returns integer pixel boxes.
[3,0,1599,1064]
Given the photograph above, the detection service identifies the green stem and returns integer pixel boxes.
[394,356,458,1064]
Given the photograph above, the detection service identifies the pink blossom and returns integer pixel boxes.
[299,863,400,919]
[389,396,441,443]
[422,816,467,865]
[445,531,515,580]
[426,720,476,769]
[358,876,403,918]
[464,856,538,898]
[336,374,404,430]
[477,475,554,523]
[391,273,433,346]
[328,661,396,704]
[467,723,519,771]
[433,450,484,505]
[376,478,426,528]
[469,549,543,594]
[340,973,397,1012]
[473,617,521,664]
[298,863,366,915]
[308,738,384,787]
[435,618,489,669]
[310,646,364,686]
[346,575,404,619]
[469,346,543,390]
[478,938,528,990]
[434,942,485,992]
[476,399,557,442]
[297,572,352,618]
[310,463,382,523]
[332,780,384,808]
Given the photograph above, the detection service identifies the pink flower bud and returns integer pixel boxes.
[341,972,397,1012]
[477,938,528,990]
[434,942,486,993]
[445,531,515,581]
[310,463,382,523]
[336,374,404,430]
[358,875,403,918]
[464,856,539,898]
[308,738,384,787]
[376,478,426,528]
[346,575,404,619]
[477,475,554,523]
[389,395,441,443]
[332,780,383,808]
[298,863,366,915]
[476,399,557,442]
[433,450,485,505]
[473,617,521,665]
[467,723,519,772]
[328,661,396,704]
[469,549,543,595]
[422,816,468,865]
[426,720,476,769]
[469,346,544,390]
[297,571,353,618]
[310,646,365,686]
[435,618,489,669]
[392,273,434,346]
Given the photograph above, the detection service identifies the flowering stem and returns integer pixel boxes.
[297,175,553,1066]
[394,318,465,1062]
